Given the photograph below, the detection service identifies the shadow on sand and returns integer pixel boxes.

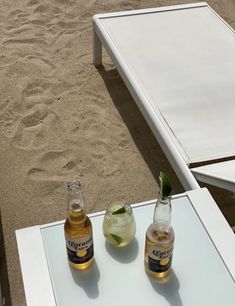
[98,66,183,193]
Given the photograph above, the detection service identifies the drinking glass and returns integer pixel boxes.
[103,202,136,247]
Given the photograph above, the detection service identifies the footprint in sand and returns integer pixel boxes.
[28,148,92,182]
[0,74,67,150]
[22,79,53,99]
[2,102,60,150]
[27,0,41,7]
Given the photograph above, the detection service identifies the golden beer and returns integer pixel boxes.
[64,181,94,270]
[144,172,175,281]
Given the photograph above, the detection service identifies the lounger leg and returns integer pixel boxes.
[92,23,102,67]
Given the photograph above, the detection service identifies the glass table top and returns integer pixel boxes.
[41,195,235,306]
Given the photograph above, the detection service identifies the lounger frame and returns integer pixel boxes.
[92,2,235,191]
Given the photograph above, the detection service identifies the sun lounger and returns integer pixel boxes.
[92,2,235,192]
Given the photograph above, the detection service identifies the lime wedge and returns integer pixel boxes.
[112,206,126,215]
[159,172,172,198]
[110,233,122,245]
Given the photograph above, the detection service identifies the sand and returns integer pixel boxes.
[0,0,235,305]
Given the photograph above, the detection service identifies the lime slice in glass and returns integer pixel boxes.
[110,233,122,245]
[159,171,172,198]
[112,206,126,215]
[103,233,123,246]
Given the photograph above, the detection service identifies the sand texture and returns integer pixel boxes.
[0,0,235,305]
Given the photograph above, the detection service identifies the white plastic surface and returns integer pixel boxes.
[186,188,235,280]
[95,5,235,164]
[192,160,235,191]
[40,192,235,306]
[16,227,56,306]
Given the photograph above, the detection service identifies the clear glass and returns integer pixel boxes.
[64,181,94,270]
[103,202,136,247]
[153,195,172,229]
[144,194,175,282]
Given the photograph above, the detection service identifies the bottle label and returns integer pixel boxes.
[65,235,94,264]
[148,246,173,273]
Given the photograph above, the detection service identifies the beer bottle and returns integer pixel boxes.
[144,172,175,281]
[64,181,94,270]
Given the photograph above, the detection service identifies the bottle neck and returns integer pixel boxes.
[153,194,172,231]
[67,181,86,223]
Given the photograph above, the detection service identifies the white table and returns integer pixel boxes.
[16,188,235,306]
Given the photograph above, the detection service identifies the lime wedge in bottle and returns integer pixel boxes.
[159,171,172,198]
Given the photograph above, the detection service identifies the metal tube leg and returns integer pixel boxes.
[92,22,102,67]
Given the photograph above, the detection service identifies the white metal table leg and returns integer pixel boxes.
[92,20,102,66]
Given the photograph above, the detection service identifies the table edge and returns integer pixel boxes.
[15,227,56,306]
[186,188,235,282]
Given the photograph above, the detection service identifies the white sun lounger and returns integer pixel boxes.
[92,2,235,192]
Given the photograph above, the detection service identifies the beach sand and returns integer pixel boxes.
[0,0,235,305]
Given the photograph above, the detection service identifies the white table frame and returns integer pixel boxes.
[16,188,235,306]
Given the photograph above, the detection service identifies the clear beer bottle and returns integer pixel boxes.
[144,172,175,281]
[64,181,94,270]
